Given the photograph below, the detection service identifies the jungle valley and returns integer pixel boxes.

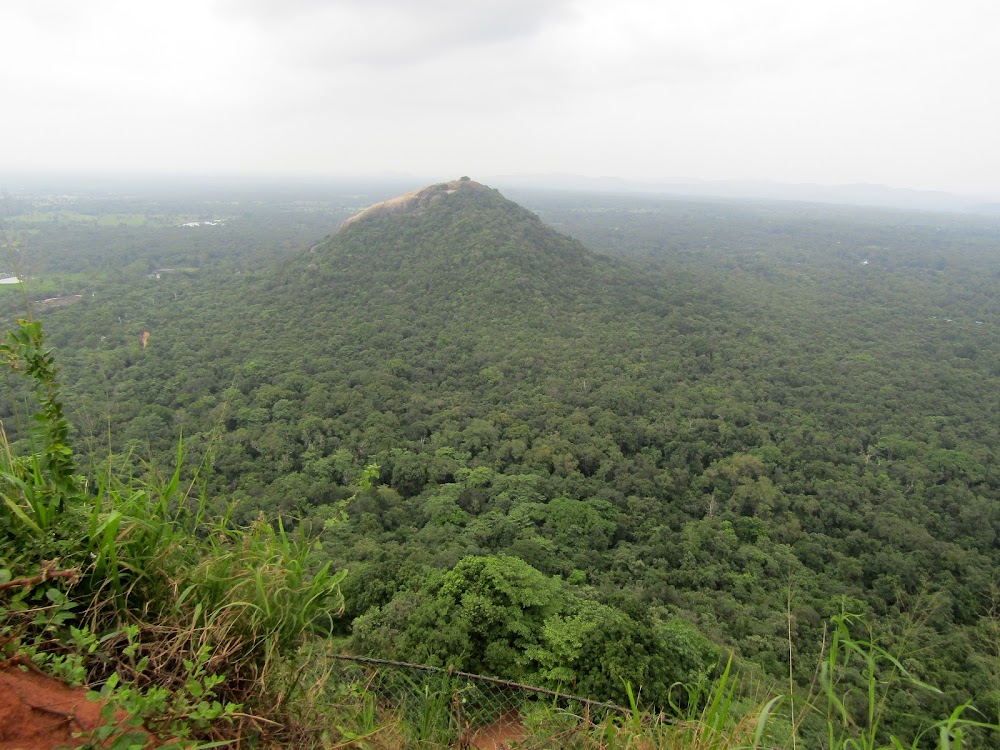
[3,176,1000,747]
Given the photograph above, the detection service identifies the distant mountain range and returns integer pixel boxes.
[7,171,999,216]
[488,173,1000,215]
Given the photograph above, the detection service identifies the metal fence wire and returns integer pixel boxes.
[328,654,634,748]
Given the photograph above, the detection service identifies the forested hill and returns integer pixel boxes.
[272,177,630,317]
[19,180,1000,736]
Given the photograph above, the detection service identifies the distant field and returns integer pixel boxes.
[6,212,216,227]
[0,273,94,295]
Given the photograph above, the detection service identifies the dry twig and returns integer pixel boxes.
[0,567,80,591]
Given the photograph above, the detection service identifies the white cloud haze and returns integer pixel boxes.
[2,0,999,196]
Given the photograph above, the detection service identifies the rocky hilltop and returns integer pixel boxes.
[340,177,493,228]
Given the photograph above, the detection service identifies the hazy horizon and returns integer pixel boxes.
[3,1,999,198]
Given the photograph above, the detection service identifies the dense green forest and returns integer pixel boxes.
[3,177,1000,744]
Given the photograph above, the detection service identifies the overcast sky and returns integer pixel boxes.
[2,0,999,196]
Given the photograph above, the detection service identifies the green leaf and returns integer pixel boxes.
[2,495,41,534]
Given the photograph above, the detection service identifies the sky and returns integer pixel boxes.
[2,0,999,197]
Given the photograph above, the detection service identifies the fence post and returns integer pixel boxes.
[449,666,468,748]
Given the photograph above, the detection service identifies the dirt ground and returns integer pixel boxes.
[467,709,526,749]
[0,658,142,750]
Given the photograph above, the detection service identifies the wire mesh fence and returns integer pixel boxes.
[327,654,634,748]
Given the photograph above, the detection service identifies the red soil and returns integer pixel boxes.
[467,708,526,750]
[0,657,146,750]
